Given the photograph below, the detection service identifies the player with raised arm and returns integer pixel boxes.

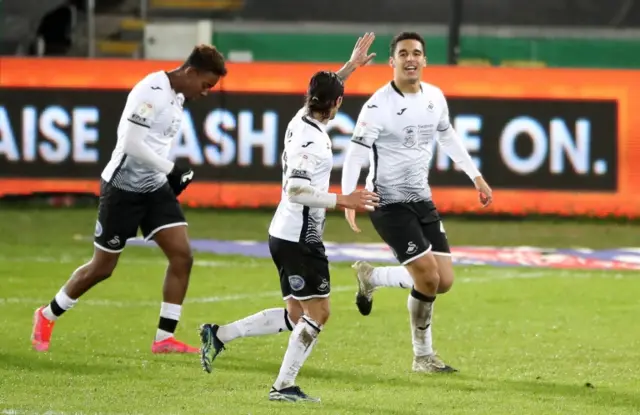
[341,32,493,373]
[198,33,378,403]
[31,45,227,354]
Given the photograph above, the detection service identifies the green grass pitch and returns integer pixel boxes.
[1,208,639,414]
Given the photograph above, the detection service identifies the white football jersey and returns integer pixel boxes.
[269,108,334,244]
[352,81,451,205]
[101,71,184,193]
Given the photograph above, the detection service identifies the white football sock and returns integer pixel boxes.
[42,287,78,321]
[273,316,322,390]
[216,308,295,344]
[371,266,413,288]
[425,315,433,355]
[156,302,182,342]
[407,290,435,357]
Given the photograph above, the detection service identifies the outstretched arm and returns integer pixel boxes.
[336,32,376,82]
[435,92,493,207]
[286,152,378,210]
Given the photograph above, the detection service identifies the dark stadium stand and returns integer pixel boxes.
[1,0,76,55]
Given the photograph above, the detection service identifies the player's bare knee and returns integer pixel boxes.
[304,311,330,327]
[408,254,439,293]
[438,273,454,294]
[411,254,438,281]
[168,249,193,275]
[302,298,330,326]
[316,301,330,325]
[87,252,119,281]
[286,299,303,324]
[434,255,454,293]
[287,310,303,325]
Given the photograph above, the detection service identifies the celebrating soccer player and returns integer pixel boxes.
[341,32,493,373]
[199,33,379,403]
[31,45,227,354]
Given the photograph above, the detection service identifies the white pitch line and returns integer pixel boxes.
[0,286,354,307]
[0,256,256,268]
[0,269,631,308]
[3,256,637,275]
[1,411,133,415]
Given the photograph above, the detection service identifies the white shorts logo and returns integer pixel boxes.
[317,278,329,292]
[440,221,446,234]
[181,170,194,183]
[107,236,121,248]
[288,275,305,291]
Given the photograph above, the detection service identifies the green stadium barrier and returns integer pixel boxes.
[212,31,640,68]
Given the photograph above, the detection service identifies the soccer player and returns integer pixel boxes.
[341,32,493,373]
[30,45,228,354]
[199,33,379,403]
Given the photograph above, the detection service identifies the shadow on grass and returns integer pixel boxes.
[219,355,640,411]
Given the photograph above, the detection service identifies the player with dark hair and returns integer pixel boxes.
[341,32,493,373]
[31,45,228,354]
[199,33,379,403]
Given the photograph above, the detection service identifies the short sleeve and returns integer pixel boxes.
[351,99,384,148]
[437,90,451,132]
[126,85,165,128]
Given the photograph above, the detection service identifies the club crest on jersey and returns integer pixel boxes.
[135,102,154,118]
[402,125,418,148]
[427,100,435,112]
[288,275,306,291]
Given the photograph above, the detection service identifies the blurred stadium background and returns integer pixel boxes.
[2,1,640,414]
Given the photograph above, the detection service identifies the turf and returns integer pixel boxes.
[1,208,639,415]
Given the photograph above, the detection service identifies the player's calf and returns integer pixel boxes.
[270,298,329,402]
[161,249,194,305]
[404,254,442,367]
[151,225,198,353]
[64,256,118,299]
[32,251,119,352]
[433,254,455,294]
[301,297,330,326]
[199,308,297,373]
[285,299,304,324]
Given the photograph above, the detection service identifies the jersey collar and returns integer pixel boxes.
[390,80,423,97]
[162,71,182,104]
[302,114,327,133]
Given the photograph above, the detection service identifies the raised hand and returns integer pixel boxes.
[349,32,377,67]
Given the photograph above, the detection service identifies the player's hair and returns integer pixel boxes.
[389,32,426,56]
[183,44,228,76]
[305,71,344,119]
